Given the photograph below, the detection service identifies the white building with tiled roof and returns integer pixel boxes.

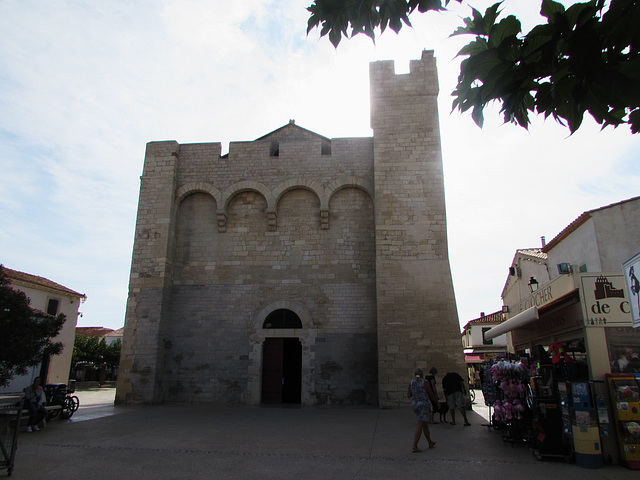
[103,327,124,346]
[461,310,508,384]
[501,247,550,318]
[1,266,85,393]
[76,326,124,346]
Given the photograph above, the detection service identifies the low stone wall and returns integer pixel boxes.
[74,381,116,390]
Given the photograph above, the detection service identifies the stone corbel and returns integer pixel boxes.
[217,210,227,232]
[320,209,329,230]
[267,208,277,232]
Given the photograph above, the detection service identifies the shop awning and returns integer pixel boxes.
[484,306,539,341]
[465,354,484,363]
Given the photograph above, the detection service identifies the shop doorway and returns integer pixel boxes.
[261,337,302,404]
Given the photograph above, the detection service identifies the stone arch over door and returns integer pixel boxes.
[248,300,316,405]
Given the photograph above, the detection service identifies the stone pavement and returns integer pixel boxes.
[6,388,638,479]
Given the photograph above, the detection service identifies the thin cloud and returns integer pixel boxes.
[1,0,638,329]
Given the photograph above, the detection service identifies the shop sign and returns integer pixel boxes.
[580,274,632,327]
[623,251,640,328]
[515,274,574,314]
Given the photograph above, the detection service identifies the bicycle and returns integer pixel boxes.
[43,383,80,419]
[468,385,476,403]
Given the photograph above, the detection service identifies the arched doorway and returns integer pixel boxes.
[261,309,302,404]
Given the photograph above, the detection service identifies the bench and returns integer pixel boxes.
[19,404,63,429]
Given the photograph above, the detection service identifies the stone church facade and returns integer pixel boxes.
[116,50,466,407]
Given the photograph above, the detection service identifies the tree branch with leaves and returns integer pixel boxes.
[72,335,121,367]
[307,0,640,134]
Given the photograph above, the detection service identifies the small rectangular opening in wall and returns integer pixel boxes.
[270,141,279,157]
[321,141,331,156]
[394,60,411,74]
[482,327,494,345]
[46,298,59,315]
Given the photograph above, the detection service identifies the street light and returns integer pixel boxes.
[528,276,539,293]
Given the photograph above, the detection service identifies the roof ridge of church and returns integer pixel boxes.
[254,119,330,141]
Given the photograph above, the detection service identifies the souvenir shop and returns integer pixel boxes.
[481,273,640,469]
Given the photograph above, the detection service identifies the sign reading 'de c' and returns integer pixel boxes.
[623,252,640,328]
[580,274,631,327]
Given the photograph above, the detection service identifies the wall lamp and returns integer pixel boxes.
[528,277,539,293]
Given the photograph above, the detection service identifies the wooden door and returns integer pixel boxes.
[261,338,284,404]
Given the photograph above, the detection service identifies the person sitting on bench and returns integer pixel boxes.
[24,376,47,432]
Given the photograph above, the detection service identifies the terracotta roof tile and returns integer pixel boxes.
[542,213,591,253]
[103,327,124,337]
[517,248,547,260]
[462,310,505,330]
[75,327,114,338]
[2,266,85,299]
[543,195,640,253]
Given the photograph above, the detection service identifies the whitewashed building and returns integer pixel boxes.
[1,267,85,393]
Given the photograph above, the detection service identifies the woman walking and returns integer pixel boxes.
[408,368,438,452]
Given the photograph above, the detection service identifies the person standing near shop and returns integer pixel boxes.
[442,371,471,426]
[473,369,481,389]
[408,368,438,452]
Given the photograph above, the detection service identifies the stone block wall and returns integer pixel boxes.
[117,130,379,404]
[117,141,179,404]
[371,50,466,407]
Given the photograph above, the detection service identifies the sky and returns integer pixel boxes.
[1,0,639,331]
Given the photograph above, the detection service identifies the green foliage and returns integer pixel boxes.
[0,265,66,387]
[452,0,640,133]
[306,0,640,134]
[307,0,458,47]
[73,335,121,366]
